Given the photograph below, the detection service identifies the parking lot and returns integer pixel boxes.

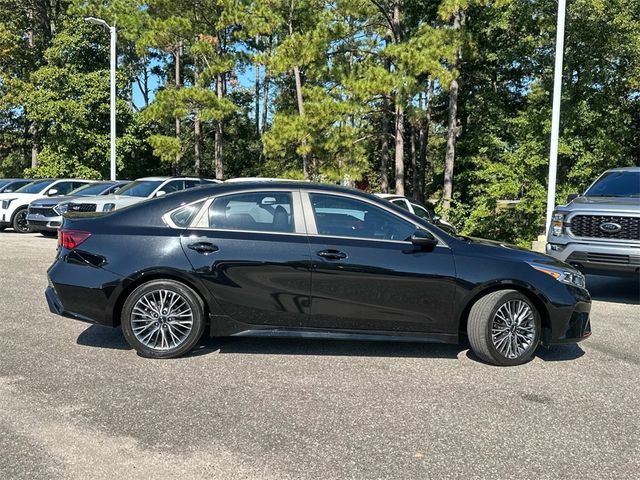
[0,232,638,480]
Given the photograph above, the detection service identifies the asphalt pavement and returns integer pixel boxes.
[0,232,638,479]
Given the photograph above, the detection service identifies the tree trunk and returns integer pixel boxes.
[394,100,405,195]
[410,123,418,199]
[174,45,181,175]
[380,95,390,193]
[215,72,224,180]
[293,65,309,179]
[443,10,462,213]
[254,34,261,138]
[392,2,404,195]
[261,65,270,135]
[417,81,433,202]
[27,7,38,168]
[194,58,201,176]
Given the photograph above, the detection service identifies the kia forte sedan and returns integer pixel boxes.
[46,182,592,366]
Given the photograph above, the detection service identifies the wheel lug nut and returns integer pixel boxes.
[154,322,159,326]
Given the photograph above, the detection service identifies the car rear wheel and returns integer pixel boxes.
[467,290,541,366]
[121,280,206,359]
[12,208,31,233]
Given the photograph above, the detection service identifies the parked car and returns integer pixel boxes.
[376,193,457,234]
[67,176,221,213]
[0,178,95,233]
[0,179,33,193]
[46,182,591,366]
[26,180,130,236]
[547,167,640,276]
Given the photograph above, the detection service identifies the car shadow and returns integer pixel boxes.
[76,325,587,364]
[586,274,640,305]
[76,324,132,350]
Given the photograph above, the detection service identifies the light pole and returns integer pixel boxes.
[85,17,117,181]
[545,0,567,233]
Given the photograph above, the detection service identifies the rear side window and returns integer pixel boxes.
[169,201,205,228]
[208,192,294,233]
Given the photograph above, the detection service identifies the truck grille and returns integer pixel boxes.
[567,251,640,266]
[28,206,56,217]
[569,215,640,241]
[68,203,97,212]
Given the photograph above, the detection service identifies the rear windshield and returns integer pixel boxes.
[585,171,640,197]
[15,180,54,193]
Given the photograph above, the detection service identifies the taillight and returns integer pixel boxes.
[58,230,91,249]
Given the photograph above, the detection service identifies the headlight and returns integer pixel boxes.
[1,198,16,209]
[103,203,116,212]
[53,203,69,215]
[550,212,565,236]
[529,263,586,289]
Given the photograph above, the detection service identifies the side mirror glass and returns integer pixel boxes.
[567,193,578,203]
[432,215,441,222]
[155,190,167,197]
[47,188,59,196]
[410,229,438,249]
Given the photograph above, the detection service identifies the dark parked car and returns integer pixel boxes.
[46,182,592,366]
[0,179,33,193]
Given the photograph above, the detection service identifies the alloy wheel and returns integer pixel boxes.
[491,299,536,360]
[130,289,194,351]
[14,210,30,233]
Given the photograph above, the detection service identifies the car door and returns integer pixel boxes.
[180,189,312,328]
[303,191,457,335]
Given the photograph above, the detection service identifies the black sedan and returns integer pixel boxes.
[46,182,592,366]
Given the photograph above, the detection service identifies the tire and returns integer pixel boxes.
[12,208,31,233]
[467,290,541,366]
[121,280,206,359]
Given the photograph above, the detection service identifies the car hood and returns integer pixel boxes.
[459,236,571,269]
[560,195,640,213]
[30,195,77,207]
[0,192,41,201]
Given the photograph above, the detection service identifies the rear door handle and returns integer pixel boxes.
[317,249,347,260]
[188,242,219,254]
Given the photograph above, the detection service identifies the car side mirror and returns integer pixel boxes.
[47,188,59,196]
[155,190,167,197]
[432,214,441,222]
[411,229,438,250]
[567,193,579,202]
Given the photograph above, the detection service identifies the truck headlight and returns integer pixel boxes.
[53,203,69,215]
[103,203,116,212]
[551,212,565,236]
[529,263,586,289]
[1,198,16,209]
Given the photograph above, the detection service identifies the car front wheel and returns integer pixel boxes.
[12,208,31,233]
[467,290,541,366]
[121,280,206,359]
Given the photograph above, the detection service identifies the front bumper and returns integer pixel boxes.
[541,281,592,346]
[546,241,640,275]
[26,213,62,231]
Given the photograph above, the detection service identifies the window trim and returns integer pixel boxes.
[167,188,307,235]
[301,190,449,247]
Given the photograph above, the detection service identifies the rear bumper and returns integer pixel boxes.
[546,241,640,275]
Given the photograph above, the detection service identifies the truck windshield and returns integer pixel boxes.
[585,171,640,197]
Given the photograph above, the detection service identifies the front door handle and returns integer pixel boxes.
[317,249,347,260]
[188,242,219,254]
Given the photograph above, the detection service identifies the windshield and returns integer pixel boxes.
[69,183,112,196]
[15,180,54,194]
[585,171,640,197]
[114,180,164,197]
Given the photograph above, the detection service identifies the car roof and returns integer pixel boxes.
[606,167,640,173]
[135,176,217,181]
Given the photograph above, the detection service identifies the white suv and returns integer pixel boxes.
[67,177,221,213]
[0,179,94,233]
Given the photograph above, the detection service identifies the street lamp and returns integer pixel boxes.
[85,17,117,181]
[545,0,567,233]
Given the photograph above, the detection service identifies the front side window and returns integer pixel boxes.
[309,193,415,241]
[48,182,78,195]
[208,192,294,233]
[411,203,433,221]
[161,180,185,194]
[391,199,410,211]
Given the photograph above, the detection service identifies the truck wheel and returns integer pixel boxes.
[467,290,541,366]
